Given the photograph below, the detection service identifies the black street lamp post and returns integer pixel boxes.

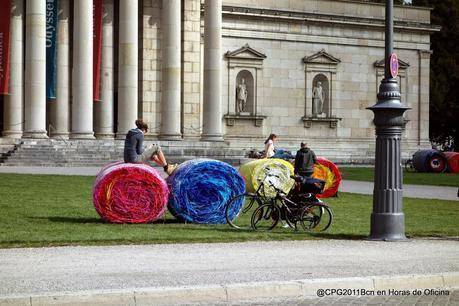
[367,0,410,240]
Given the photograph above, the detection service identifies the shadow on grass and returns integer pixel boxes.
[152,218,187,224]
[213,227,256,234]
[29,216,105,224]
[30,216,186,225]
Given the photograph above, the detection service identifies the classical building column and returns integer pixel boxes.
[95,0,114,139]
[71,0,94,139]
[418,50,431,146]
[23,0,47,138]
[3,0,23,138]
[52,0,70,138]
[160,0,181,140]
[201,0,223,141]
[117,0,138,138]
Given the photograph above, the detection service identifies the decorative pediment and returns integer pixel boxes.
[303,49,341,65]
[225,44,267,60]
[374,58,410,69]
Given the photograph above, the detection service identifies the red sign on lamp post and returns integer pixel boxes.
[390,53,398,78]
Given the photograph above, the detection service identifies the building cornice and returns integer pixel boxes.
[216,5,440,34]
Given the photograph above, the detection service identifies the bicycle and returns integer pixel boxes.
[251,181,333,232]
[405,158,415,172]
[225,169,279,229]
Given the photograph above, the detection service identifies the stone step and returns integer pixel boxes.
[12,151,246,157]
[2,157,250,167]
[2,138,376,167]
[5,155,248,162]
[16,145,245,152]
[19,139,232,147]
[17,147,229,153]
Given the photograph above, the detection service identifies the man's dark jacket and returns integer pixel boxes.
[124,128,144,163]
[294,147,317,175]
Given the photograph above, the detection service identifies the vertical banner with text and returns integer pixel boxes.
[46,0,58,99]
[0,0,11,95]
[93,0,103,101]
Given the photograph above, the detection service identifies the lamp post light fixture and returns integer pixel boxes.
[367,0,410,241]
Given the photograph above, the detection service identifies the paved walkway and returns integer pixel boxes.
[0,239,458,305]
[340,180,458,201]
[0,165,457,201]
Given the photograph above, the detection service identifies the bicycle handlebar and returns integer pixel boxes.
[266,179,286,195]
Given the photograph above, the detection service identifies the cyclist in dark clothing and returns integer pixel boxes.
[294,142,317,177]
[294,142,324,194]
[124,119,176,174]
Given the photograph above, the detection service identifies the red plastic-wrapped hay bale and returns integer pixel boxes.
[312,158,342,198]
[93,163,169,223]
[444,152,459,173]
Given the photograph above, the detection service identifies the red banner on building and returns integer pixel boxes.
[0,0,11,95]
[93,0,103,101]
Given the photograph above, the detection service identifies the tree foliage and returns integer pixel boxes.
[412,0,459,150]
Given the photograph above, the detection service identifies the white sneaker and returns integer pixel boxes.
[165,163,178,175]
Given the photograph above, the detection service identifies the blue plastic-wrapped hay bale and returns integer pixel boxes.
[166,159,245,224]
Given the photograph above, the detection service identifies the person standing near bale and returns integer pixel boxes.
[294,142,317,177]
[124,119,177,174]
[263,133,277,159]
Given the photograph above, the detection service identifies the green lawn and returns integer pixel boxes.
[339,167,459,187]
[0,173,457,248]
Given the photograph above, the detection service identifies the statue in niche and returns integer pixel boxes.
[236,78,248,114]
[312,81,324,117]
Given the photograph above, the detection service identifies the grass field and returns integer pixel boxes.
[339,167,459,187]
[0,173,457,248]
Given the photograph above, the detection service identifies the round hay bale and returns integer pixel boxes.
[239,158,295,197]
[312,158,342,198]
[443,152,459,173]
[413,149,447,173]
[93,163,169,223]
[167,159,245,224]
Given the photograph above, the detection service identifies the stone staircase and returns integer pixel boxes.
[0,139,252,167]
[0,138,21,163]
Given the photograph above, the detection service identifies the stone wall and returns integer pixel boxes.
[141,0,162,137]
[218,0,435,159]
[142,0,201,139]
[138,0,435,161]
[182,0,202,139]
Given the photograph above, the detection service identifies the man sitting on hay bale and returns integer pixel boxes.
[124,119,177,175]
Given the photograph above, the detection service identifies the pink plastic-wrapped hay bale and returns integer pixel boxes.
[93,163,169,223]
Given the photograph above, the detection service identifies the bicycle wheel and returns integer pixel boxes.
[251,203,280,231]
[405,159,415,172]
[283,204,302,231]
[225,193,262,229]
[299,204,333,232]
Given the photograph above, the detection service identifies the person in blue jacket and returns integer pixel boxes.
[124,119,176,174]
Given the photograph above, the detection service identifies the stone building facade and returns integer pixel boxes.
[0,0,438,162]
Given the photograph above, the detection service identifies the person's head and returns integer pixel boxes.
[300,142,307,148]
[265,133,277,144]
[135,119,148,133]
[317,81,322,87]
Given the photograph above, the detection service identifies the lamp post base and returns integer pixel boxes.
[368,212,408,241]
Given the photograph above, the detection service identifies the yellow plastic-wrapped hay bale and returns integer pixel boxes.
[239,159,295,197]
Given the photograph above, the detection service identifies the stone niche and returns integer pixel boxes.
[303,49,342,128]
[224,44,266,127]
